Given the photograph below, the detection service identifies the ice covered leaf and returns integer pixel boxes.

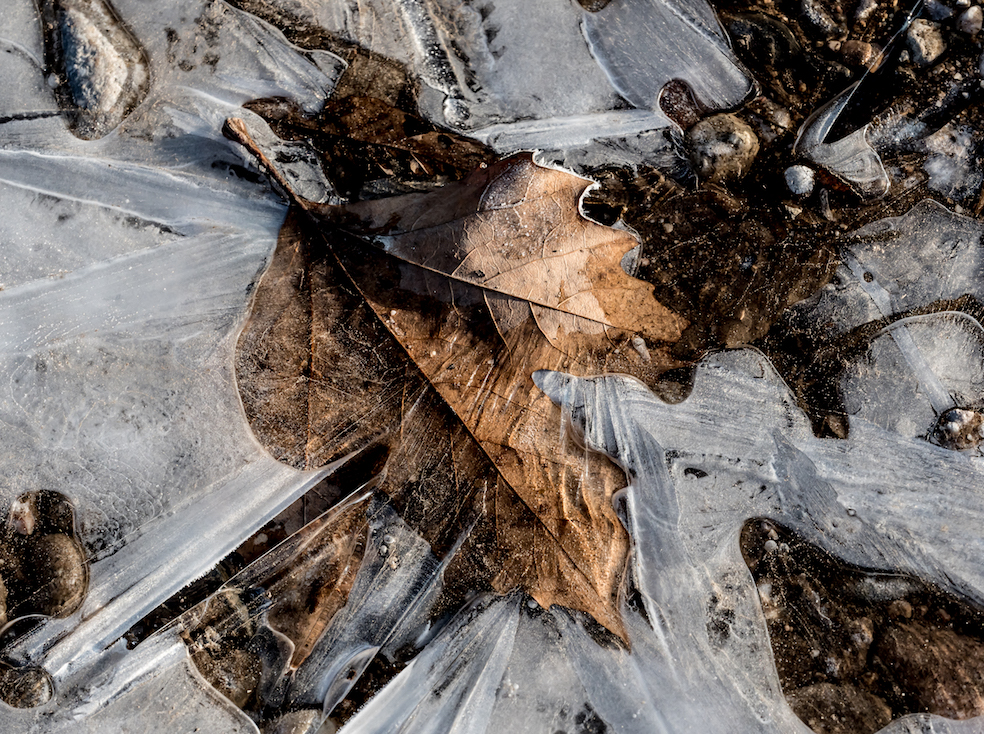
[319,154,687,342]
[224,0,752,171]
[246,56,497,200]
[244,207,639,635]
[230,127,694,639]
[0,1,369,728]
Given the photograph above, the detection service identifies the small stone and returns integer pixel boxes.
[29,533,87,617]
[784,165,815,196]
[685,114,759,184]
[925,0,955,20]
[887,599,913,619]
[7,493,37,536]
[933,407,984,450]
[958,6,983,35]
[855,0,878,22]
[800,0,843,39]
[0,665,52,708]
[839,40,878,69]
[906,19,946,67]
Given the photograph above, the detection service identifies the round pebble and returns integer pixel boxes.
[906,19,946,67]
[959,6,983,35]
[785,165,816,196]
[685,113,760,184]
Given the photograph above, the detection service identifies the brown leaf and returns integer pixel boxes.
[325,155,688,344]
[231,119,688,639]
[245,56,494,200]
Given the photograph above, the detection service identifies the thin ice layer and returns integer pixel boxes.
[842,313,984,439]
[582,0,754,112]
[0,0,346,727]
[341,351,984,732]
[248,0,749,168]
[786,199,984,337]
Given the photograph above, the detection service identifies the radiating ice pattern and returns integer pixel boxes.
[0,0,342,729]
[0,0,983,732]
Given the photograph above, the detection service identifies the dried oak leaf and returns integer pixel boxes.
[231,118,687,639]
[245,51,493,199]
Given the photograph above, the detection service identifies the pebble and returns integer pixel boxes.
[958,6,983,35]
[7,493,37,536]
[685,114,760,184]
[0,665,52,708]
[906,19,947,67]
[888,599,913,619]
[29,533,87,617]
[800,0,843,39]
[784,165,816,196]
[855,0,878,22]
[925,0,955,20]
[933,407,984,450]
[62,5,128,114]
[839,40,879,69]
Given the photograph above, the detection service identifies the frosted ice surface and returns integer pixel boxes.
[0,0,345,727]
[842,313,984,439]
[280,0,749,168]
[923,124,983,201]
[287,503,442,711]
[793,81,890,198]
[582,0,754,112]
[340,340,984,732]
[58,634,258,733]
[787,199,984,337]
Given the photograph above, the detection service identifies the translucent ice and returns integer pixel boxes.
[0,0,346,727]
